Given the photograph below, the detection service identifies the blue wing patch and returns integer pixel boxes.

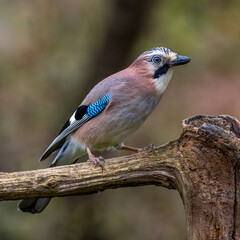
[87,93,111,117]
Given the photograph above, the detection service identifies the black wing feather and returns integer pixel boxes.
[40,106,89,161]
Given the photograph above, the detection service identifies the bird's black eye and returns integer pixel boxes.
[152,56,161,64]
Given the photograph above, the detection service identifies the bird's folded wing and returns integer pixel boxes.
[40,93,111,161]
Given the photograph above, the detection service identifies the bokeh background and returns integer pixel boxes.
[0,0,240,239]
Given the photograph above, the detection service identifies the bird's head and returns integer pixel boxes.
[131,47,191,95]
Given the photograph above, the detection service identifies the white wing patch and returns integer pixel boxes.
[69,111,76,124]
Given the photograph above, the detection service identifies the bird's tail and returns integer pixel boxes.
[17,138,86,214]
[17,198,51,214]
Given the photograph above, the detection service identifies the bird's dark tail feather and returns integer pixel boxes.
[17,198,51,214]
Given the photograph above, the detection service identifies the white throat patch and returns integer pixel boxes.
[154,69,173,95]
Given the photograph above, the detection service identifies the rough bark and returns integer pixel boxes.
[1,115,240,240]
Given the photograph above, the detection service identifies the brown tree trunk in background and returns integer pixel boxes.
[1,115,240,239]
[82,0,156,95]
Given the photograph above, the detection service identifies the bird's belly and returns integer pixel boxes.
[73,96,159,150]
[73,113,142,150]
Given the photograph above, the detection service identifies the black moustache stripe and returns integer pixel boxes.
[153,64,170,78]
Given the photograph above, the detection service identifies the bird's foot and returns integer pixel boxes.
[137,144,156,153]
[87,155,105,169]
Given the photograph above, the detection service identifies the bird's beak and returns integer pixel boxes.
[169,55,191,67]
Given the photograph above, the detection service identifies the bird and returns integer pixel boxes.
[18,47,191,214]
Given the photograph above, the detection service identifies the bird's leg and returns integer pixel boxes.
[120,145,141,153]
[86,147,105,169]
[120,144,156,153]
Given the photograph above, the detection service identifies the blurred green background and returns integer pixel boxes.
[0,0,239,239]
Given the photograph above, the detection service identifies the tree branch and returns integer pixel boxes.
[1,115,240,239]
[0,141,179,201]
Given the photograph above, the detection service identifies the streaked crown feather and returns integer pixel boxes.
[143,47,173,55]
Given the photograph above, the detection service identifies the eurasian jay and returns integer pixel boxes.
[18,47,191,213]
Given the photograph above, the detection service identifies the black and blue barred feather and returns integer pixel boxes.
[87,93,111,117]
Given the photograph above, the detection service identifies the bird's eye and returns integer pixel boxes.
[152,56,161,64]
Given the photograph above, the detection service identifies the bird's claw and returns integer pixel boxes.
[137,144,156,152]
[146,144,156,150]
[88,156,105,169]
